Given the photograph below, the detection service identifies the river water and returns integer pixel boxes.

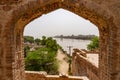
[54,38,91,55]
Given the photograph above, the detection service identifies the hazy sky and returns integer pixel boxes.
[24,8,99,38]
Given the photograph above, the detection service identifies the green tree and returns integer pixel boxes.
[24,45,30,57]
[87,36,99,50]
[40,36,47,45]
[35,38,41,45]
[40,36,61,51]
[25,36,62,74]
[25,48,59,74]
[24,36,34,43]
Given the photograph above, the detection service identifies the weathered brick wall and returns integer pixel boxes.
[72,51,99,80]
[25,71,83,80]
[87,69,99,80]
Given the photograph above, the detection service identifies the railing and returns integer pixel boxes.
[25,71,84,80]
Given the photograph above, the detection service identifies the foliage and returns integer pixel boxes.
[34,38,41,45]
[40,36,47,45]
[54,34,96,40]
[24,36,34,43]
[87,36,99,50]
[24,36,62,75]
[24,45,30,57]
[40,36,62,51]
[68,58,72,75]
[25,47,59,74]
[24,36,61,51]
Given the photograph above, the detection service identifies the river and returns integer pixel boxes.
[54,38,91,55]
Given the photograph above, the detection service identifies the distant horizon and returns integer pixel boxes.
[24,34,98,39]
[24,8,99,39]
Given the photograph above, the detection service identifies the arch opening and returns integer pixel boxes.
[13,1,108,80]
[13,2,109,80]
[23,8,100,79]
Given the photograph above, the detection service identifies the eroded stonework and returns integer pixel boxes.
[0,0,120,80]
[0,0,22,5]
[72,49,99,80]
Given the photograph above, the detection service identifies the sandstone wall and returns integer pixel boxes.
[72,51,99,80]
[25,71,83,80]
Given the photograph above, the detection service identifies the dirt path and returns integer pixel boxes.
[56,49,69,75]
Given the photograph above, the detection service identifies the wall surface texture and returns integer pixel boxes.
[0,0,120,80]
[72,50,99,80]
[25,71,83,80]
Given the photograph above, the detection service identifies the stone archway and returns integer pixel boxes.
[0,0,120,80]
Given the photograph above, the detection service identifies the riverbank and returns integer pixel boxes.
[54,35,97,40]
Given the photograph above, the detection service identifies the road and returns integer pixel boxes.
[56,49,69,75]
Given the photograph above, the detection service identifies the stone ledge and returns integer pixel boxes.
[25,71,83,80]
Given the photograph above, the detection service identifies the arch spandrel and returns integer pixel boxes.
[13,0,110,30]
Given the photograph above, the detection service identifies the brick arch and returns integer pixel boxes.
[0,0,120,80]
